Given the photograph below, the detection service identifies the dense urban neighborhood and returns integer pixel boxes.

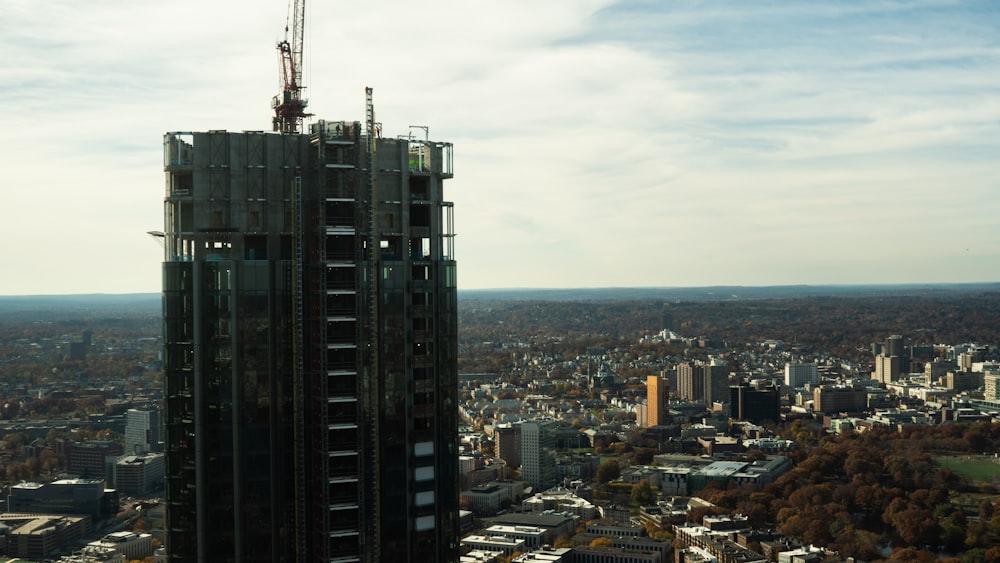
[0,288,999,562]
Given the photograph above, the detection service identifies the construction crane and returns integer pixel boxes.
[272,0,311,133]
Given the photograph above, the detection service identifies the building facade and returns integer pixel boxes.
[7,479,114,518]
[676,361,730,406]
[730,385,779,425]
[3,514,91,559]
[813,385,868,414]
[460,484,509,516]
[64,440,122,480]
[125,407,160,455]
[874,354,901,384]
[783,363,818,389]
[161,119,458,562]
[114,453,166,496]
[984,371,1000,401]
[676,362,702,403]
[520,420,558,491]
[646,375,669,427]
[554,452,601,482]
[82,531,155,561]
[494,424,522,469]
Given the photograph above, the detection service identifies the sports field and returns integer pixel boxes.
[936,455,1000,482]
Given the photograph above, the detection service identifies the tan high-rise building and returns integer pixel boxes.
[873,354,901,384]
[646,375,670,427]
[984,371,1000,401]
[676,361,730,405]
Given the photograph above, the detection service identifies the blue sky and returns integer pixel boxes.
[1,0,998,294]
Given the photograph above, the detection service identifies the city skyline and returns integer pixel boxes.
[2,0,999,295]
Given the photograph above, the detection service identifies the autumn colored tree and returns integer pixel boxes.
[596,460,620,484]
[938,510,967,554]
[686,505,730,524]
[830,528,882,561]
[2,432,29,449]
[589,537,613,547]
[40,450,61,474]
[980,498,995,520]
[552,534,573,548]
[734,496,770,529]
[893,507,938,547]
[633,447,655,465]
[630,479,656,506]
[888,547,938,562]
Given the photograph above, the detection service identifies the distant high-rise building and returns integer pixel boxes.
[114,453,166,496]
[874,354,901,384]
[813,385,868,414]
[872,334,904,357]
[959,348,986,371]
[704,362,730,406]
[783,362,818,389]
[984,371,1000,401]
[661,305,674,332]
[873,335,910,374]
[676,363,702,403]
[161,118,458,561]
[125,407,160,455]
[494,424,522,469]
[521,420,558,491]
[730,385,779,425]
[70,330,94,361]
[946,370,982,392]
[925,359,957,384]
[884,335,904,357]
[646,375,670,427]
[65,441,122,480]
[676,361,730,406]
[661,368,678,393]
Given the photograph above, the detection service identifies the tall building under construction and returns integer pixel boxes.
[161,113,458,561]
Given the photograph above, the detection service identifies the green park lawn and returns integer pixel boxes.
[936,455,1000,483]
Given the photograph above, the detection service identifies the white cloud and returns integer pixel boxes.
[0,0,997,294]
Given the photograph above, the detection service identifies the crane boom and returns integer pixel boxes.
[272,0,311,133]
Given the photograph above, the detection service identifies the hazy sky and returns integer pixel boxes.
[2,0,998,295]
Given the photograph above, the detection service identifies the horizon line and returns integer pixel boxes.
[2,281,1000,300]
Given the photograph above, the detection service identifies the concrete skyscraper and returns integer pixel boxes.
[783,362,818,389]
[874,354,901,385]
[161,114,458,561]
[520,420,558,491]
[984,371,1000,402]
[676,360,730,406]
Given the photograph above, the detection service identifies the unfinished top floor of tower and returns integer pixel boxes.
[161,120,454,265]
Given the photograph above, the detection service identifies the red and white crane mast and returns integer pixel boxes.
[272,0,311,133]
